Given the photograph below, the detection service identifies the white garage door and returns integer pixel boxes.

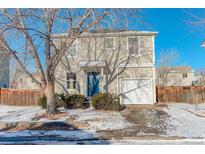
[121,79,153,104]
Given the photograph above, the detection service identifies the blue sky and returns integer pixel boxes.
[7,9,205,71]
[134,8,205,70]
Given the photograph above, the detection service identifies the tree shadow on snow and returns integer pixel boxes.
[0,121,111,145]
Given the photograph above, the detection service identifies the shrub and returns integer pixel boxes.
[91,93,121,111]
[55,93,66,108]
[37,94,89,109]
[37,96,47,109]
[65,94,89,109]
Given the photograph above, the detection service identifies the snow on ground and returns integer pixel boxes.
[111,139,205,145]
[1,138,205,145]
[60,108,134,130]
[2,103,205,141]
[0,129,97,139]
[0,129,108,145]
[1,129,205,144]
[0,105,45,122]
[164,103,205,138]
[0,105,133,131]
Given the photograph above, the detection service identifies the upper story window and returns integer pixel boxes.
[183,73,188,78]
[105,37,114,49]
[66,72,76,89]
[68,42,76,56]
[128,37,139,55]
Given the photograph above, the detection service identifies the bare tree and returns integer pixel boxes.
[185,10,205,85]
[0,8,140,114]
[54,28,155,104]
[184,9,205,46]
[195,68,205,85]
[156,48,180,86]
[0,51,9,87]
[57,34,147,92]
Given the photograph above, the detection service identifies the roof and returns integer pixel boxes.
[52,30,158,38]
[156,66,195,73]
[89,29,128,33]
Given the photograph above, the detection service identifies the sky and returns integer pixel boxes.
[134,8,205,70]
[4,9,205,72]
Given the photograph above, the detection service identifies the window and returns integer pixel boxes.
[68,42,76,56]
[192,81,197,86]
[183,73,188,78]
[66,72,76,89]
[105,37,114,49]
[128,37,138,55]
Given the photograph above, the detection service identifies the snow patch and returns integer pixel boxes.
[0,105,45,122]
[0,129,97,139]
[62,108,134,130]
[164,103,205,138]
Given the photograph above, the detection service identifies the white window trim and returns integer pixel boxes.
[66,72,77,89]
[183,73,188,78]
[127,36,140,55]
[105,37,115,50]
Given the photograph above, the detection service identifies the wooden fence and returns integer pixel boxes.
[156,86,205,104]
[0,88,40,106]
[1,87,205,106]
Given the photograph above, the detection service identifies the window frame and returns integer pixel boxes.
[182,73,188,78]
[105,37,115,50]
[127,36,139,55]
[66,72,77,89]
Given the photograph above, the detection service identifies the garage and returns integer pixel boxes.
[121,78,153,104]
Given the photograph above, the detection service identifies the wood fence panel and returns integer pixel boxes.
[156,86,205,104]
[0,88,40,106]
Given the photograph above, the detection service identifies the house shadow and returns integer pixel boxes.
[0,121,111,145]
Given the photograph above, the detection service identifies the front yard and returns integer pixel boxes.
[0,103,205,144]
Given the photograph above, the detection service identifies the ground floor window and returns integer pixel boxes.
[66,72,76,89]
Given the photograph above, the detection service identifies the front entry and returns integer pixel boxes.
[87,72,101,97]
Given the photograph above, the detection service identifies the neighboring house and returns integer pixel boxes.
[0,51,10,88]
[195,75,205,86]
[156,66,196,87]
[11,72,40,89]
[194,70,205,86]
[53,30,158,104]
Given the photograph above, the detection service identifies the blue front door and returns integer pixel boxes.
[87,72,101,97]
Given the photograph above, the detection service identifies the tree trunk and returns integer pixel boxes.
[40,81,47,97]
[45,80,56,114]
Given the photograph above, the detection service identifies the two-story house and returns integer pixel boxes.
[0,51,10,88]
[156,66,196,86]
[54,30,158,104]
